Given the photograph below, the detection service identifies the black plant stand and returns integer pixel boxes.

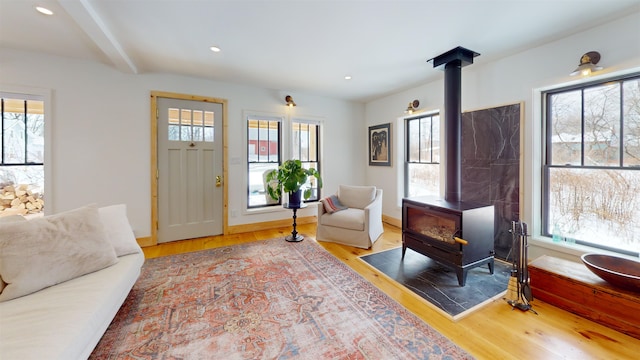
[283,203,307,242]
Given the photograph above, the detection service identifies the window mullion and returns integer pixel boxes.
[580,89,585,166]
[1,99,4,165]
[418,118,423,163]
[619,82,625,167]
[277,121,281,164]
[429,117,434,163]
[308,125,311,162]
[405,119,410,163]
[23,100,28,164]
[544,93,551,166]
[263,121,268,163]
[255,121,261,163]
[298,123,302,160]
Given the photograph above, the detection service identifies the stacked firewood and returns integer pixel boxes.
[0,184,45,216]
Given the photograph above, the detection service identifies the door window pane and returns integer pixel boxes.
[168,108,180,141]
[168,108,215,143]
[180,109,192,141]
[204,111,215,142]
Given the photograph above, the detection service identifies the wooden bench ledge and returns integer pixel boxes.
[529,255,640,340]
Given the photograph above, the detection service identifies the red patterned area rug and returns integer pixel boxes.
[90,238,473,359]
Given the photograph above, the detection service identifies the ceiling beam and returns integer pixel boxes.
[57,0,137,74]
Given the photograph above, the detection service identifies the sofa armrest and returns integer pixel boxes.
[363,189,383,229]
[317,201,326,217]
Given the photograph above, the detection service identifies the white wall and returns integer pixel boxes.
[2,11,638,251]
[0,50,365,237]
[365,11,640,261]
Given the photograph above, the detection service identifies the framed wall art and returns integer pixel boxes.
[369,123,391,166]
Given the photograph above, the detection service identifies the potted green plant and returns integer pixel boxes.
[265,159,322,207]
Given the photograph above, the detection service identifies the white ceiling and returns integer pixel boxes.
[1,0,639,102]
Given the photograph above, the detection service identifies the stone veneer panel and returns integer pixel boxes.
[461,103,521,260]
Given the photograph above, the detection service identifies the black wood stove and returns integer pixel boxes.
[401,47,496,286]
[402,196,495,286]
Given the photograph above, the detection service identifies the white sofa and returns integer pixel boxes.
[316,185,384,249]
[0,204,144,360]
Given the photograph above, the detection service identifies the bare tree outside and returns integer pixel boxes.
[547,76,640,254]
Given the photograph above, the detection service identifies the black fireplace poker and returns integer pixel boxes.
[506,220,538,314]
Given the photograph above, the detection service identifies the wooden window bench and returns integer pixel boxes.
[528,255,640,340]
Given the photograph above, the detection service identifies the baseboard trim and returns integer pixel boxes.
[136,236,154,248]
[383,215,401,228]
[139,214,401,247]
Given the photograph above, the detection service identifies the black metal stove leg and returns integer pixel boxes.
[457,269,467,287]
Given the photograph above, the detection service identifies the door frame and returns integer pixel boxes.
[148,91,228,246]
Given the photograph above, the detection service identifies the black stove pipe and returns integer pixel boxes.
[444,61,462,202]
[428,47,479,203]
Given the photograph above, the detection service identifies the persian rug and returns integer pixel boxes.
[90,238,473,360]
[360,248,510,321]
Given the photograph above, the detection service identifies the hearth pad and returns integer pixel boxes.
[360,247,510,320]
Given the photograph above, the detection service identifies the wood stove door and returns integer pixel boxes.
[404,204,461,245]
[402,201,463,264]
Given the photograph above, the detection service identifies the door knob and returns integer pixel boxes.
[216,175,222,187]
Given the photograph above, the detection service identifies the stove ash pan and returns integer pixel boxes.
[401,196,495,286]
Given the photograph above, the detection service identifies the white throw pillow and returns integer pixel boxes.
[99,204,142,256]
[0,205,118,302]
[0,215,27,293]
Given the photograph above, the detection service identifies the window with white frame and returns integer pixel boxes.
[405,112,440,197]
[291,119,321,202]
[246,114,323,209]
[543,74,640,255]
[1,93,45,216]
[247,115,281,208]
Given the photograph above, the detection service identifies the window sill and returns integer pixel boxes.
[529,236,639,262]
[243,201,319,216]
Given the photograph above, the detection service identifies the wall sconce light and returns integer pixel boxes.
[285,95,296,107]
[405,100,420,114]
[570,51,603,76]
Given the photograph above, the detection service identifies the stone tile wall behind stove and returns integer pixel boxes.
[461,103,521,260]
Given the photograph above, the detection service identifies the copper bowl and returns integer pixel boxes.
[581,253,640,293]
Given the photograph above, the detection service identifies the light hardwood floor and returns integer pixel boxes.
[142,223,639,360]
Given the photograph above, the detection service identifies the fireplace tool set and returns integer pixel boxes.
[506,220,537,314]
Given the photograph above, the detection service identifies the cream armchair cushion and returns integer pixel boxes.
[316,185,383,249]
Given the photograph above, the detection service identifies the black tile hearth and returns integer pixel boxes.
[360,247,511,320]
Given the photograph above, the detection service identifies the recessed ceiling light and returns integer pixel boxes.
[35,6,54,15]
[344,75,352,80]
[210,46,221,52]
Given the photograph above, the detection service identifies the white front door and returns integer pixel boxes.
[157,97,223,243]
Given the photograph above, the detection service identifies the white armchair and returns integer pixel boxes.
[316,185,384,249]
